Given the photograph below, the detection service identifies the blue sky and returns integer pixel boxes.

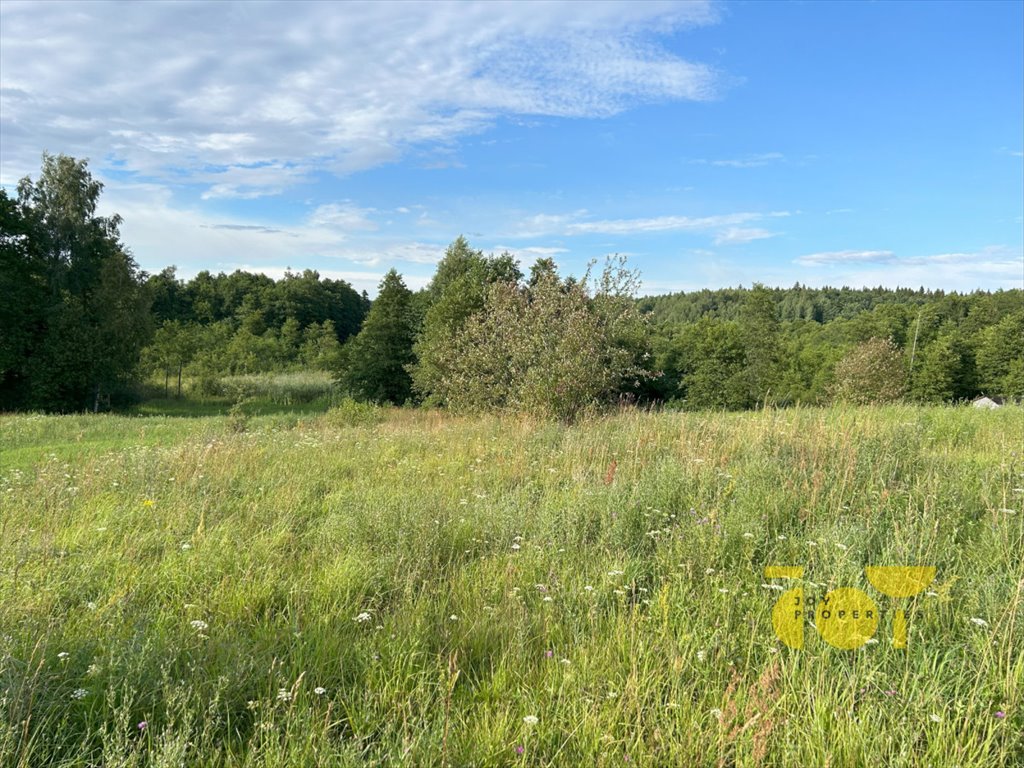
[2,0,1021,295]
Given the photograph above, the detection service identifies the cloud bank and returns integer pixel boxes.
[0,0,721,192]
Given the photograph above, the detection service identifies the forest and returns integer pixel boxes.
[2,154,1022,417]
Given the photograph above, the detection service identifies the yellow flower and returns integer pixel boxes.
[142,499,155,507]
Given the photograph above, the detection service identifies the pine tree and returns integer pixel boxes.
[336,270,416,404]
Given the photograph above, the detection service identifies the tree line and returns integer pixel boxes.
[2,154,1021,416]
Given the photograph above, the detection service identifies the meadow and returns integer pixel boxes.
[0,403,1021,767]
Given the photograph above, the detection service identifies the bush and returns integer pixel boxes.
[216,372,337,404]
[426,256,652,421]
[832,337,907,404]
[324,397,383,427]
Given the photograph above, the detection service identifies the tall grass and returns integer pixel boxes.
[0,405,1021,766]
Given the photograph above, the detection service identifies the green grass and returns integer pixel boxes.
[1,405,1021,767]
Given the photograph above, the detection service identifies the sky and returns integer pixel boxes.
[1,0,1022,296]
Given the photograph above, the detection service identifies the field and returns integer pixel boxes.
[1,404,1021,767]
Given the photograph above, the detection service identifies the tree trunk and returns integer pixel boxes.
[177,364,182,398]
[93,384,101,413]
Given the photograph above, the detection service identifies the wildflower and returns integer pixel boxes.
[584,585,594,592]
[710,707,723,720]
[560,658,571,665]
[718,588,729,594]
[511,543,521,551]
[969,617,989,628]
[354,612,372,623]
[142,499,155,507]
[276,688,292,702]
[925,591,938,597]
[86,602,97,610]
[994,710,1006,719]
[929,714,942,723]
[523,715,539,725]
[314,687,326,696]
[884,690,898,697]
[696,650,706,662]
[515,745,525,754]
[542,596,553,602]
[87,664,100,676]
[180,543,192,551]
[190,620,208,632]
[137,721,148,731]
[449,614,459,621]
[865,638,879,645]
[705,567,715,575]
[608,570,625,577]
[743,532,755,539]
[545,650,554,658]
[761,583,785,592]
[57,652,69,660]
[71,688,88,700]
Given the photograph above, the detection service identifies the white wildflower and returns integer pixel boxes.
[354,612,372,623]
[314,687,326,696]
[71,688,88,700]
[190,620,208,631]
[276,688,292,702]
[969,617,989,628]
[523,715,539,725]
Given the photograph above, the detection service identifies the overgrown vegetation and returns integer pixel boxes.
[1,405,1021,766]
[3,155,1022,416]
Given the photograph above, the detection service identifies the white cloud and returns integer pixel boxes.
[511,211,590,238]
[565,210,789,236]
[711,152,784,168]
[795,249,895,266]
[96,180,443,293]
[792,246,1023,291]
[308,203,378,232]
[0,1,722,189]
[713,227,778,245]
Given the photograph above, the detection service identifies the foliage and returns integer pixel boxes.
[1,154,151,412]
[411,237,522,402]
[832,337,908,404]
[428,255,652,420]
[324,396,384,427]
[975,312,1024,398]
[335,270,417,404]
